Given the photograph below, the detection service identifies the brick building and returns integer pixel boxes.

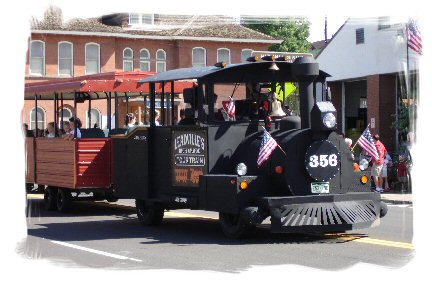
[316,17,420,153]
[24,12,281,130]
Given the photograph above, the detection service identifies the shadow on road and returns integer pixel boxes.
[25,199,366,245]
[19,199,411,272]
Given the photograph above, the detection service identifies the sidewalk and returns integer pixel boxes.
[380,191,412,205]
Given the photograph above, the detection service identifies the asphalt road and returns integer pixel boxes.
[18,197,414,272]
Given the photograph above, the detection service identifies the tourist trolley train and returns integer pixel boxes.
[25,57,387,238]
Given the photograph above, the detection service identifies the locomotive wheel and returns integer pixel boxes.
[56,188,72,212]
[44,186,57,211]
[135,200,164,226]
[219,212,254,239]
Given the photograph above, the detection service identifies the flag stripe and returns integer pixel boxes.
[357,128,379,161]
[408,19,422,55]
[257,130,278,166]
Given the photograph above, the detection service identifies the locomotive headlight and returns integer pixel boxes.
[236,163,247,176]
[322,113,336,128]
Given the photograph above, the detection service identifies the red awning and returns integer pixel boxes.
[25,71,193,100]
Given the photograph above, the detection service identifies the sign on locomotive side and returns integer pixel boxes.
[172,130,208,186]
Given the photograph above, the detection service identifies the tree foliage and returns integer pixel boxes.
[242,18,311,53]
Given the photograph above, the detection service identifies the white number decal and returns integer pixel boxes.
[319,155,329,167]
[309,155,319,167]
[329,154,338,166]
[309,154,338,168]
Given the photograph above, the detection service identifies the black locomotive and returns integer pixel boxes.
[110,56,387,238]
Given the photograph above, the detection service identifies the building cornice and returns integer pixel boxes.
[31,30,282,44]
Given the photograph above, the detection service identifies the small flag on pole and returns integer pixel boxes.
[257,129,278,166]
[357,127,379,161]
[222,96,236,119]
[407,18,422,55]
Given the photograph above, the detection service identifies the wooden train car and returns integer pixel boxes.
[24,72,192,211]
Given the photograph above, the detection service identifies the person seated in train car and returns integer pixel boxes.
[45,122,58,138]
[63,117,82,140]
[61,121,71,136]
[32,128,44,137]
[178,108,196,125]
[269,92,286,118]
[155,110,161,126]
[123,113,136,129]
[22,123,32,137]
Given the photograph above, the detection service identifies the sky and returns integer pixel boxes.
[27,3,348,43]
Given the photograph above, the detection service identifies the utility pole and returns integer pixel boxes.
[324,15,328,43]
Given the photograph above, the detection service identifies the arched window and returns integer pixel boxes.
[192,47,206,67]
[58,107,72,125]
[30,107,46,130]
[85,43,100,75]
[217,48,231,64]
[156,49,166,72]
[123,48,133,72]
[58,42,73,77]
[241,49,253,62]
[29,40,45,76]
[87,108,101,128]
[140,49,150,71]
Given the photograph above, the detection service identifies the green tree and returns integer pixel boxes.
[242,17,311,53]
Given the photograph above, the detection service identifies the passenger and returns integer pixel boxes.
[63,117,82,140]
[45,122,57,138]
[178,108,196,125]
[179,109,185,123]
[269,92,286,117]
[123,113,136,129]
[155,110,161,126]
[62,121,71,135]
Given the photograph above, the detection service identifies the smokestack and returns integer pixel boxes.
[293,57,319,129]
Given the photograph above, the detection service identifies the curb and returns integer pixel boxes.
[382,199,412,205]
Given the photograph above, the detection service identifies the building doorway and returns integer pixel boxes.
[344,80,367,144]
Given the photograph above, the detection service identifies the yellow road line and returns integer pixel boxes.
[165,211,218,220]
[166,212,413,250]
[27,194,44,200]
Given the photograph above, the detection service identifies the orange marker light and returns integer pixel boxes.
[275,166,284,174]
[240,181,248,190]
[360,175,369,184]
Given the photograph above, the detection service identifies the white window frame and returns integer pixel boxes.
[29,40,45,76]
[128,13,154,26]
[85,42,100,75]
[58,107,72,123]
[123,47,134,72]
[86,108,102,128]
[217,48,231,64]
[58,41,74,77]
[192,47,207,67]
[241,49,253,63]
[139,48,150,71]
[29,106,46,130]
[156,49,166,72]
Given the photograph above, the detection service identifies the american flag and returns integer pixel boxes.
[222,96,235,119]
[407,19,422,55]
[257,129,278,166]
[357,128,379,161]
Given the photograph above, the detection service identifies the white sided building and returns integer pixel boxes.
[316,17,420,153]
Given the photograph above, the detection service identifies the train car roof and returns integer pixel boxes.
[25,71,194,100]
[139,61,331,84]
